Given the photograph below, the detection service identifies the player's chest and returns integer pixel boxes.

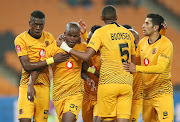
[140,43,161,66]
[56,56,83,69]
[26,39,52,58]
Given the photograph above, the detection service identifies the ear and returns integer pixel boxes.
[115,15,118,20]
[153,25,159,32]
[100,16,103,21]
[29,21,31,27]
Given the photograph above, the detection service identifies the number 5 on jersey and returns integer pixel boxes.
[119,43,129,63]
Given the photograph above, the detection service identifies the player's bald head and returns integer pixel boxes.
[65,22,81,33]
[102,5,117,21]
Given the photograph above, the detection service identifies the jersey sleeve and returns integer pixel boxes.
[14,37,28,57]
[87,30,102,52]
[82,42,87,51]
[160,29,167,36]
[81,31,88,42]
[158,40,173,63]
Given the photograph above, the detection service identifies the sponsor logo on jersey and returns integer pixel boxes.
[44,110,49,119]
[152,48,157,54]
[163,111,168,119]
[66,61,73,69]
[19,109,23,114]
[132,118,136,122]
[144,58,149,66]
[28,45,34,48]
[16,45,21,53]
[39,49,46,58]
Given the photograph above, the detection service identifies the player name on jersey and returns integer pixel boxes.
[110,33,131,40]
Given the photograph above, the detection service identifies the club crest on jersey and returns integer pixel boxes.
[66,61,73,69]
[16,45,21,53]
[144,58,149,66]
[39,49,46,58]
[45,40,50,47]
[152,48,157,54]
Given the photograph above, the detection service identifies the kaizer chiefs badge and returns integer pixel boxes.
[152,48,157,54]
[45,40,50,47]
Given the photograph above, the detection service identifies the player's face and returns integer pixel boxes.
[64,29,80,48]
[142,18,154,36]
[86,31,93,44]
[29,17,45,38]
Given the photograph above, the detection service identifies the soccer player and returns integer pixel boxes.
[59,5,136,122]
[79,22,102,122]
[123,26,142,122]
[42,22,91,122]
[123,13,174,122]
[14,10,69,122]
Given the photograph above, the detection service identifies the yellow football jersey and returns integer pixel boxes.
[84,52,101,100]
[136,35,173,99]
[88,23,135,85]
[132,73,143,99]
[45,41,87,101]
[14,31,55,86]
[132,29,167,100]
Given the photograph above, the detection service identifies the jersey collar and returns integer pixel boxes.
[148,35,161,45]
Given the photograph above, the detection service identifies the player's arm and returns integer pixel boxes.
[19,52,69,72]
[59,41,96,61]
[70,47,96,62]
[82,62,99,77]
[123,60,168,73]
[81,71,96,91]
[27,71,39,102]
[160,21,167,36]
[131,54,136,64]
[123,43,172,73]
[78,19,88,42]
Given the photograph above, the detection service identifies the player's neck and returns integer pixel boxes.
[148,32,160,44]
[104,20,116,25]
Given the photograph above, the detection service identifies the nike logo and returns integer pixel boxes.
[28,45,34,48]
[163,117,168,119]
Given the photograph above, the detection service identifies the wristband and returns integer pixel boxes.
[87,67,96,74]
[46,57,54,65]
[60,41,72,53]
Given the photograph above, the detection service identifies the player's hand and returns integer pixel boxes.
[122,61,136,73]
[78,19,87,34]
[56,33,65,47]
[53,52,70,63]
[87,78,96,91]
[161,21,168,30]
[27,83,36,102]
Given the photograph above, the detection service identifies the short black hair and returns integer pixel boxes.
[147,13,164,31]
[102,5,117,21]
[65,22,80,32]
[122,24,133,29]
[31,10,45,19]
[90,25,102,33]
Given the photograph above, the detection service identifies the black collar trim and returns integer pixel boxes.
[28,30,41,39]
[148,35,161,45]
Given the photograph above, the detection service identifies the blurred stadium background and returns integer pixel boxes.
[0,0,180,121]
